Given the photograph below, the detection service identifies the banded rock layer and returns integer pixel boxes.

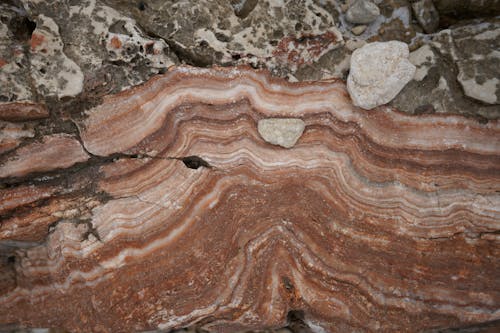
[1,67,499,332]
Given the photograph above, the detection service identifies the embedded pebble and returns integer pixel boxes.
[257,118,305,148]
[351,25,367,35]
[347,41,416,109]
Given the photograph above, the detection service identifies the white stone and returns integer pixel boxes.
[346,0,380,25]
[257,118,305,148]
[351,25,367,35]
[347,41,416,109]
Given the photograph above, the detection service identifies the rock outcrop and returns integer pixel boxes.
[1,67,499,332]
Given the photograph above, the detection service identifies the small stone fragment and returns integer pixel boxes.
[346,0,380,25]
[257,118,305,148]
[0,102,49,122]
[411,0,440,33]
[409,44,436,81]
[346,38,367,51]
[347,41,416,109]
[351,25,367,35]
[0,121,35,154]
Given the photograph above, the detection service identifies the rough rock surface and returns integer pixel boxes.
[1,1,500,332]
[392,17,500,119]
[451,20,500,105]
[347,41,416,109]
[1,66,499,333]
[0,134,89,178]
[257,118,305,148]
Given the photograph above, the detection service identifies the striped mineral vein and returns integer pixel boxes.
[0,66,499,332]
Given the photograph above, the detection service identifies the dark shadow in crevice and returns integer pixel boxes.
[181,156,211,170]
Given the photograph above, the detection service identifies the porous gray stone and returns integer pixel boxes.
[257,118,305,148]
[347,41,416,109]
[346,0,381,25]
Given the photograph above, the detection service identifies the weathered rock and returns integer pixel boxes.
[347,41,416,109]
[0,4,36,103]
[450,20,500,105]
[346,0,381,24]
[0,121,35,155]
[1,67,499,333]
[0,0,179,107]
[0,134,89,178]
[411,0,440,33]
[101,0,343,76]
[391,18,500,119]
[257,118,305,148]
[29,15,84,98]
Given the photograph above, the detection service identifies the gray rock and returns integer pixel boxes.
[451,20,500,105]
[346,0,381,25]
[411,0,439,33]
[103,0,343,75]
[347,41,416,109]
[391,18,500,119]
[257,118,305,148]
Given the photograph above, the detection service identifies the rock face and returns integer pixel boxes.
[257,118,305,148]
[451,20,500,105]
[347,41,416,109]
[392,17,500,119]
[1,67,499,332]
[346,0,381,24]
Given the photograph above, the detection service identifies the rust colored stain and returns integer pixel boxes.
[30,33,45,50]
[273,31,339,68]
[110,36,122,49]
[0,59,7,67]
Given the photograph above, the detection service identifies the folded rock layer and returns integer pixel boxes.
[0,66,499,332]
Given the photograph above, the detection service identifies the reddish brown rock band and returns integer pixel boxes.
[0,66,499,332]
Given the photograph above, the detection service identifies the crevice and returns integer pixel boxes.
[286,310,313,333]
[136,23,213,67]
[181,155,211,169]
[7,12,36,42]
[282,276,294,292]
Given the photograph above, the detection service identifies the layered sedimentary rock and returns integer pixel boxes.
[1,67,499,332]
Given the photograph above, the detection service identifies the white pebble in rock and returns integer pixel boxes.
[346,0,380,25]
[257,118,305,148]
[347,41,416,110]
[351,25,367,35]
